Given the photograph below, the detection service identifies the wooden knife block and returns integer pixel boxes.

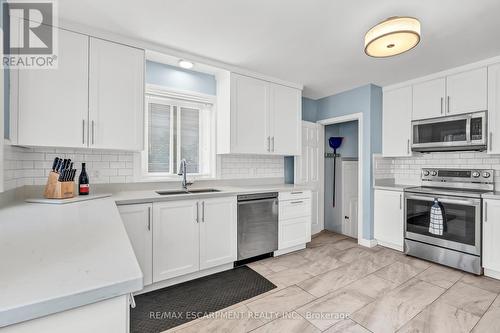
[43,172,75,199]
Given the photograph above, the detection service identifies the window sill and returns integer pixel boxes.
[133,174,216,183]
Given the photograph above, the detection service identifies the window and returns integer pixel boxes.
[139,88,215,180]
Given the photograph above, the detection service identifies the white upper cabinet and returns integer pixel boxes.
[446,67,487,115]
[118,204,153,286]
[488,63,500,154]
[89,38,145,151]
[17,28,89,148]
[382,86,412,157]
[270,84,301,155]
[217,72,302,155]
[412,78,446,120]
[229,73,270,154]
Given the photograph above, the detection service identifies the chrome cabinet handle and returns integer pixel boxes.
[201,201,205,222]
[485,202,488,223]
[440,97,444,115]
[291,191,303,195]
[271,137,275,152]
[147,206,151,231]
[447,96,450,113]
[196,202,199,223]
[91,120,95,145]
[407,139,410,154]
[267,136,271,152]
[490,132,493,151]
[399,194,402,210]
[82,119,85,144]
[291,200,304,204]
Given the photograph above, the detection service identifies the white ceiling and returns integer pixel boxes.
[58,0,500,99]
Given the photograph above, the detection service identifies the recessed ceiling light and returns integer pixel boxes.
[364,16,421,58]
[178,60,194,69]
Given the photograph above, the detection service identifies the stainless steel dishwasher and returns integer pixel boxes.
[237,192,279,261]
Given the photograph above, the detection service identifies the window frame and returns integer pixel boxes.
[134,84,216,182]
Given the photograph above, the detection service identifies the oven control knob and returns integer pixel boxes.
[431,171,437,176]
[483,172,491,178]
[423,170,430,176]
[472,171,480,178]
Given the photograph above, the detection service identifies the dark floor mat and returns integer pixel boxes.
[130,266,276,333]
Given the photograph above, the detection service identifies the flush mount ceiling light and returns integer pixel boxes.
[178,59,194,69]
[364,16,421,58]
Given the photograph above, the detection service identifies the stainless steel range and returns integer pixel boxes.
[404,168,494,274]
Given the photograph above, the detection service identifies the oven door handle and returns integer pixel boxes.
[405,194,481,207]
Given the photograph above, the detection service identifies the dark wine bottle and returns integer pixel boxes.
[78,162,90,195]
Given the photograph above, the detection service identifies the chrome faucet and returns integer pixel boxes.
[178,159,193,190]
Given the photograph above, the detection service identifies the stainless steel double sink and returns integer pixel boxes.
[156,188,221,196]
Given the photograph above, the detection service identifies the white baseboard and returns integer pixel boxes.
[136,263,234,295]
[375,239,403,252]
[274,244,306,256]
[484,268,500,280]
[358,238,378,248]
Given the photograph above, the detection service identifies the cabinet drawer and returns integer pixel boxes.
[279,216,309,250]
[280,198,311,220]
[279,190,311,201]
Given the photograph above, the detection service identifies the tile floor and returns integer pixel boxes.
[166,231,500,333]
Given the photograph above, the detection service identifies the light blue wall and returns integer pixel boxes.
[302,97,318,122]
[324,121,359,232]
[316,84,382,239]
[2,0,10,139]
[146,61,216,95]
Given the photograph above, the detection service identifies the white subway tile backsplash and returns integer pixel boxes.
[4,145,284,191]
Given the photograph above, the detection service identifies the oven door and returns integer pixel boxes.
[404,193,481,255]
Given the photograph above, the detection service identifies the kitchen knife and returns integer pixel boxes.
[66,159,72,171]
[51,157,59,172]
[60,159,67,173]
[55,158,63,173]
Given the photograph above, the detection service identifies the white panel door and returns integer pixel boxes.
[374,189,404,251]
[230,73,270,154]
[118,204,153,286]
[199,197,237,270]
[382,86,412,157]
[341,160,358,238]
[483,199,500,273]
[446,67,487,115]
[412,78,446,120]
[18,28,89,148]
[153,200,199,282]
[488,63,500,155]
[270,83,301,155]
[89,38,144,151]
[294,122,324,235]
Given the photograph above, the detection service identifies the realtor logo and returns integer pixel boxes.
[2,0,58,68]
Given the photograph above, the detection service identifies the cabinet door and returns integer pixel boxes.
[446,67,487,115]
[199,197,237,270]
[483,199,500,273]
[17,28,89,148]
[374,190,404,250]
[270,84,301,155]
[279,216,310,250]
[231,73,270,154]
[118,204,153,286]
[412,78,445,120]
[488,64,500,154]
[89,38,144,151]
[153,200,199,282]
[382,86,412,157]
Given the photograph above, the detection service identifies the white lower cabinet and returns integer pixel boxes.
[118,204,153,286]
[278,191,312,253]
[151,197,237,284]
[483,199,500,278]
[153,200,200,282]
[374,189,404,251]
[199,197,237,270]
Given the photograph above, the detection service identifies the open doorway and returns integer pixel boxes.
[322,118,361,240]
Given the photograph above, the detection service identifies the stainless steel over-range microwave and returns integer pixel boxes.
[411,111,487,152]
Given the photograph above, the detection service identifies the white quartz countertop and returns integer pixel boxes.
[0,197,143,328]
[113,184,312,205]
[373,179,418,192]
